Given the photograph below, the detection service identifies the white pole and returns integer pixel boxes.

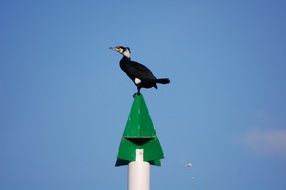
[128,149,150,190]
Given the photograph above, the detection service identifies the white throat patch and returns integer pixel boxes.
[123,49,131,58]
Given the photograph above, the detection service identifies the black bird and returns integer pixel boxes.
[110,46,170,96]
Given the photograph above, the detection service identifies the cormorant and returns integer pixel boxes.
[110,46,170,96]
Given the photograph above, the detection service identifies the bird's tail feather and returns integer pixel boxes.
[156,78,170,84]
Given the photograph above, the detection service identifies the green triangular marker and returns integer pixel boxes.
[124,94,156,139]
[115,94,164,167]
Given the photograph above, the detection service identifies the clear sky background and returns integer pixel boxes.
[1,0,286,189]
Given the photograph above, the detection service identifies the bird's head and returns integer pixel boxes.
[110,46,131,58]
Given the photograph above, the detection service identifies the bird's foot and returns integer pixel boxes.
[133,92,141,98]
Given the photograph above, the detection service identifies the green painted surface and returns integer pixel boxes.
[123,94,157,138]
[115,94,164,167]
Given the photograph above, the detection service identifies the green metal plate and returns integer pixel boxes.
[115,94,164,167]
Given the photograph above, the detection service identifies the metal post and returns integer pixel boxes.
[115,94,164,189]
[128,149,150,190]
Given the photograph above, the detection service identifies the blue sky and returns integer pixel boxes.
[1,0,286,189]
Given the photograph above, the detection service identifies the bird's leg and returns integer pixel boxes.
[133,87,141,98]
[133,93,137,98]
[137,86,141,95]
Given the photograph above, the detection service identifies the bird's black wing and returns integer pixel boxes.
[127,61,157,80]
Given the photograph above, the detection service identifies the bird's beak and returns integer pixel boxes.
[110,46,121,54]
[109,47,117,51]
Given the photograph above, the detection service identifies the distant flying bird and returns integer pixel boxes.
[185,163,193,168]
[110,46,170,96]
